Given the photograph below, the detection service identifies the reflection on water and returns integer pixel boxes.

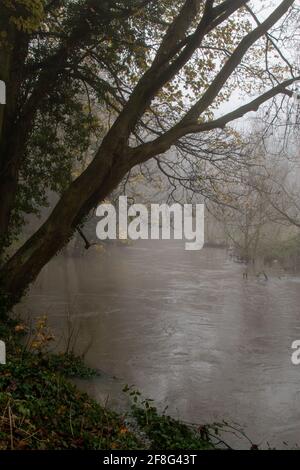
[18,241,300,448]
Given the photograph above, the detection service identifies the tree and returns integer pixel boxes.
[0,0,299,306]
[207,146,281,264]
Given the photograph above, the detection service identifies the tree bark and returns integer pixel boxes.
[0,140,132,304]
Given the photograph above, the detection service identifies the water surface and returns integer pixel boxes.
[18,241,300,448]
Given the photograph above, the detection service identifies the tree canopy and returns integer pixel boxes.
[0,0,299,305]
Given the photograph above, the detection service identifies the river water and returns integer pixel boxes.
[18,241,300,448]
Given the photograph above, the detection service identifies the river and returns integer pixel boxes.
[17,241,300,449]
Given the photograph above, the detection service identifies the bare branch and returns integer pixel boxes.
[130,76,299,162]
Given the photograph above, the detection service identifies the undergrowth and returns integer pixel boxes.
[0,316,221,450]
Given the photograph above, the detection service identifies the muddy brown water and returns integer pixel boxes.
[17,241,300,448]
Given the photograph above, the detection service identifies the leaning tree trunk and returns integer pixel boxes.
[0,139,133,307]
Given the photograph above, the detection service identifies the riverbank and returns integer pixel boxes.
[0,317,218,450]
